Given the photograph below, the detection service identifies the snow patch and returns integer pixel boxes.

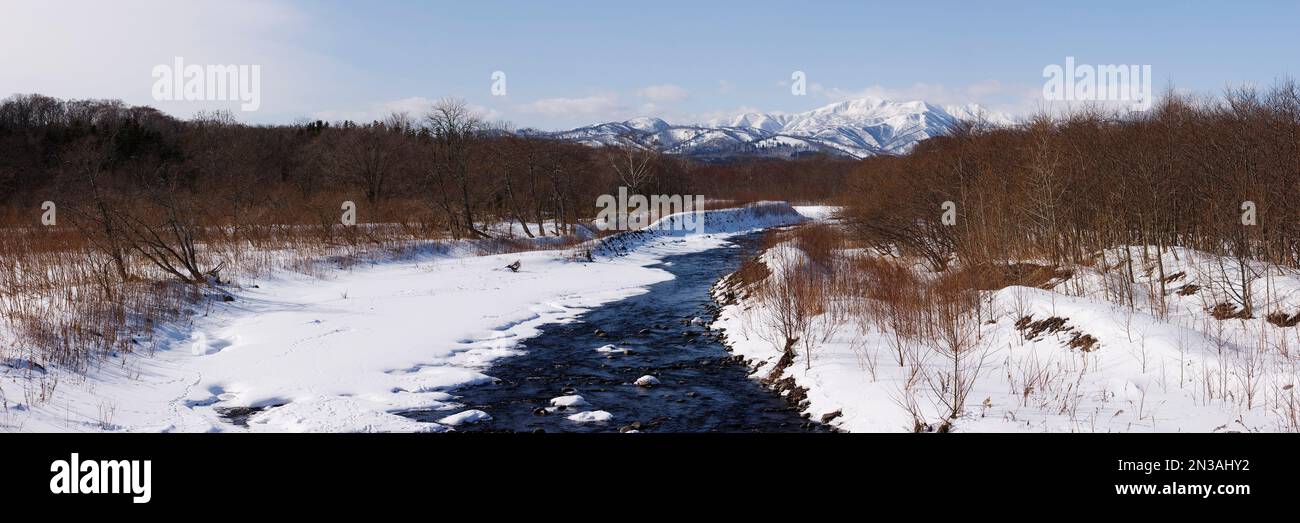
[567,410,613,423]
[437,409,492,426]
[549,395,590,408]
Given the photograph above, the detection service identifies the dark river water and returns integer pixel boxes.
[400,233,823,433]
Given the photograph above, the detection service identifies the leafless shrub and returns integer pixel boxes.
[922,273,992,420]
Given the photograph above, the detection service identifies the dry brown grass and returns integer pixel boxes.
[0,205,595,374]
[791,222,844,268]
[1266,311,1300,327]
[949,262,1073,291]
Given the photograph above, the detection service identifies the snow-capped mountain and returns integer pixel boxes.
[525,97,1015,160]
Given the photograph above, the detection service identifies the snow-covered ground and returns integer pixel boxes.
[715,235,1300,433]
[0,203,807,432]
[790,205,838,222]
[23,201,1291,434]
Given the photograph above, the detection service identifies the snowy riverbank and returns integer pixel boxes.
[0,203,807,432]
[714,230,1300,433]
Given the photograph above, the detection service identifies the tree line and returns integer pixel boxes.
[0,95,665,239]
[0,94,861,287]
[839,82,1300,316]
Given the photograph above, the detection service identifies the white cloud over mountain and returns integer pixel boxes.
[636,84,690,102]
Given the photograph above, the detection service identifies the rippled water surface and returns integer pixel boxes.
[401,234,822,433]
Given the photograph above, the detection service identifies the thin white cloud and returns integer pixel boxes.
[686,105,765,126]
[311,97,502,124]
[636,84,689,103]
[517,94,622,116]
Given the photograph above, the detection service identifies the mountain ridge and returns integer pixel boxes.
[522,97,1016,160]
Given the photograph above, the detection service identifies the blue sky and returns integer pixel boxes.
[3,0,1297,128]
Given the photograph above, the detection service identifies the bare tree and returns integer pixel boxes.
[425,98,488,238]
[114,170,221,284]
[607,144,657,193]
[330,112,409,207]
[923,281,989,422]
[60,139,131,283]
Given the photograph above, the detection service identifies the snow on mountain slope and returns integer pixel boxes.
[943,103,1018,126]
[624,116,671,133]
[532,97,1016,159]
[711,112,791,133]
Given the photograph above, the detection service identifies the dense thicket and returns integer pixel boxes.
[689,156,855,204]
[840,84,1300,290]
[0,95,677,240]
[0,94,852,235]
